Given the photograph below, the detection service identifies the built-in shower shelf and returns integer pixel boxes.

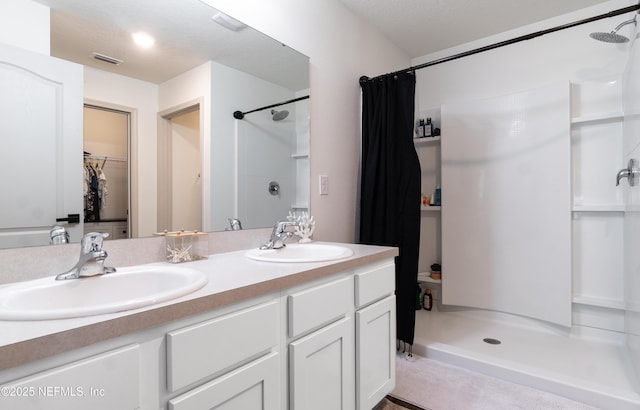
[572,204,624,212]
[570,112,623,124]
[291,153,309,159]
[418,272,441,284]
[414,136,441,145]
[572,295,625,310]
[421,206,441,212]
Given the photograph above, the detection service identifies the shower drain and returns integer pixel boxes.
[483,337,502,345]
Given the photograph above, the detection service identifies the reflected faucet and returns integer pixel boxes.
[260,220,298,250]
[227,218,243,231]
[49,225,69,244]
[55,232,116,280]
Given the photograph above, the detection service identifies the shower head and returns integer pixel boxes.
[271,109,289,121]
[590,31,630,43]
[590,16,636,43]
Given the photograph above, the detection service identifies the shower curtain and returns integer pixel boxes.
[359,72,421,348]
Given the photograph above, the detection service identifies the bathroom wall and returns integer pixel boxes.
[0,0,49,55]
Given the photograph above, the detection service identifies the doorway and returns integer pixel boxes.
[83,104,130,239]
[158,103,202,232]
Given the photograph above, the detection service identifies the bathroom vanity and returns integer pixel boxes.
[0,242,397,410]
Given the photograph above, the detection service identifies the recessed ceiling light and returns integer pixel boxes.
[211,12,247,32]
[131,31,155,49]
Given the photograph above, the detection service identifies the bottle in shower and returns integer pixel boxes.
[423,289,433,311]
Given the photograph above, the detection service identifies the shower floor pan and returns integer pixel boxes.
[412,305,640,410]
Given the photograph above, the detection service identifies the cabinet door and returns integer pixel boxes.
[356,295,396,410]
[0,345,139,410]
[168,352,280,410]
[289,317,355,410]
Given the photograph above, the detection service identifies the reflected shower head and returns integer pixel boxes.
[590,16,636,43]
[271,109,289,121]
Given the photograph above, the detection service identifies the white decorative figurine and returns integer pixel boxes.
[287,211,315,243]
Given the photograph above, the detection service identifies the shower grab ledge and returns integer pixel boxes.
[571,112,623,124]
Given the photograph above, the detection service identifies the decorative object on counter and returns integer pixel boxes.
[430,263,441,280]
[421,193,429,207]
[423,289,433,311]
[287,211,315,243]
[156,230,209,263]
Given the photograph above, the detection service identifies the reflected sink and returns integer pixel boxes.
[0,265,208,321]
[245,243,354,263]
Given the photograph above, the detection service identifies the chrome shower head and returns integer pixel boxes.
[590,31,630,43]
[271,109,289,121]
[590,16,636,43]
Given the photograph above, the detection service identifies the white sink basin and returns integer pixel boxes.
[245,243,354,263]
[0,265,207,321]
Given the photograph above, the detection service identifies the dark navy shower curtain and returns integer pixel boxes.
[359,72,421,348]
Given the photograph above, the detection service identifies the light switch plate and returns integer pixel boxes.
[319,175,328,195]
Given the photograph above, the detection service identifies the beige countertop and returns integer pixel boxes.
[0,242,397,371]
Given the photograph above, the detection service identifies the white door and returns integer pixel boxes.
[289,317,355,410]
[356,295,396,410]
[0,43,83,248]
[170,108,202,231]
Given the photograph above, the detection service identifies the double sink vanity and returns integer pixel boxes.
[0,231,397,410]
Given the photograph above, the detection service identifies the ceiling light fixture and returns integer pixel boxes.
[131,31,155,48]
[211,12,247,32]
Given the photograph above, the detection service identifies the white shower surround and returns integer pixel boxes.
[412,0,640,407]
[441,83,572,327]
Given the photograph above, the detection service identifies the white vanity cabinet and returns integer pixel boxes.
[166,300,281,409]
[0,255,397,410]
[287,276,355,409]
[354,261,396,410]
[286,260,396,410]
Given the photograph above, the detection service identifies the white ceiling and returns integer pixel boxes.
[31,0,617,87]
[31,0,309,89]
[338,0,613,58]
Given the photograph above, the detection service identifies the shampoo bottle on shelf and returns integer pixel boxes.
[423,289,433,311]
[434,184,441,206]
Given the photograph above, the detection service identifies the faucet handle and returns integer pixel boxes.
[80,232,109,253]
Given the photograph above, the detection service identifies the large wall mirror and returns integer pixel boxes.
[0,0,309,249]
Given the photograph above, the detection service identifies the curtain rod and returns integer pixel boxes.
[233,95,309,120]
[360,4,640,84]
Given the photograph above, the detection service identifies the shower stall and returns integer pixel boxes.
[405,1,640,408]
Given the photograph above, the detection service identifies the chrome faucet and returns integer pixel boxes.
[260,220,298,250]
[227,218,243,231]
[55,232,116,280]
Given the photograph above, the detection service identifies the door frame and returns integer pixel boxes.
[84,99,136,238]
[157,98,208,232]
